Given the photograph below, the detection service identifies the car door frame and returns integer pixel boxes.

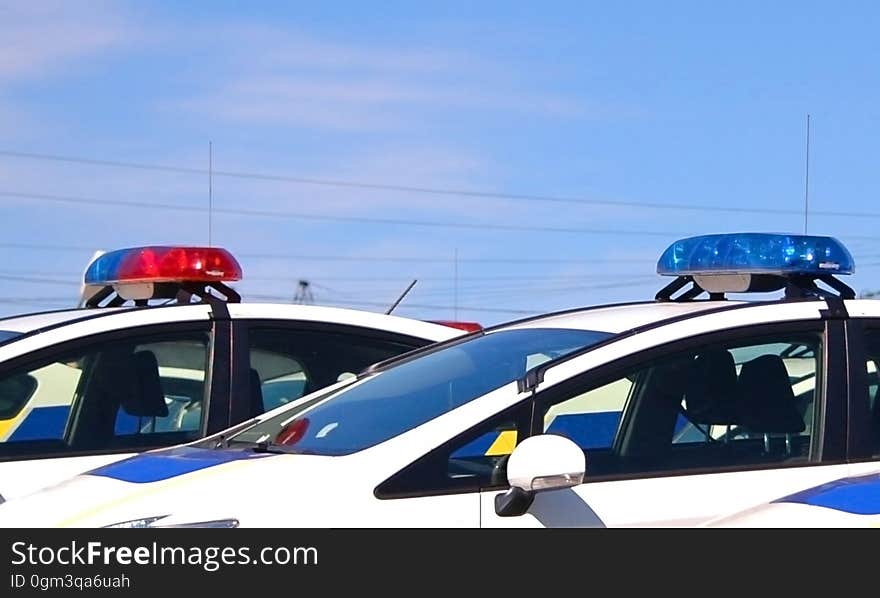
[478,316,853,527]
[530,317,845,468]
[843,317,878,465]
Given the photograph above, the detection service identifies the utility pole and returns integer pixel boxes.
[294,279,314,304]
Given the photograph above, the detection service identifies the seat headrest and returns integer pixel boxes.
[683,349,739,425]
[119,350,168,418]
[737,354,804,434]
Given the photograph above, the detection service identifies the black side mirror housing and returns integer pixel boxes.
[494,486,534,517]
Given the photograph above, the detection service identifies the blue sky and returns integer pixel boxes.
[3,1,880,323]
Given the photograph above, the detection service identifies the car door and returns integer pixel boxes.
[0,321,224,500]
[480,317,854,527]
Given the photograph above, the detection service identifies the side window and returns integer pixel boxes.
[543,378,630,450]
[109,337,210,439]
[448,419,519,482]
[864,329,880,456]
[537,332,821,478]
[377,406,531,498]
[248,327,423,413]
[0,329,210,456]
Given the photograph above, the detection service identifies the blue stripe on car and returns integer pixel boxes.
[546,412,622,449]
[774,474,880,515]
[87,446,274,483]
[8,406,70,441]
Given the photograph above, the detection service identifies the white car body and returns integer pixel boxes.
[3,296,880,527]
[0,303,462,501]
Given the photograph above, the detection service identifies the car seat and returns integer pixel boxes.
[736,354,805,455]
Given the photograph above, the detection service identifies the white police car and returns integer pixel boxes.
[3,232,880,528]
[0,246,467,501]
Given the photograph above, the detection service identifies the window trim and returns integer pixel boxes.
[531,320,838,483]
[376,319,839,499]
[844,318,877,461]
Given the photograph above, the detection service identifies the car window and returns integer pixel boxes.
[535,333,820,478]
[232,328,613,453]
[864,329,880,457]
[247,327,428,415]
[0,329,210,456]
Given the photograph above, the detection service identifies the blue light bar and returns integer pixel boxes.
[657,233,854,276]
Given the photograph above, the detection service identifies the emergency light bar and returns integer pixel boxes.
[655,233,856,301]
[85,246,242,285]
[83,246,242,307]
[657,233,854,277]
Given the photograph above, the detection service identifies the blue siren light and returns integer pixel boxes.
[657,233,855,277]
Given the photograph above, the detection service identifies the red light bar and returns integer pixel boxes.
[429,320,483,333]
[84,246,243,285]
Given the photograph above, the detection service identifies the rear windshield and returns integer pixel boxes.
[230,327,612,455]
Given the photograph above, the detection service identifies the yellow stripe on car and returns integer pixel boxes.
[56,460,258,528]
[485,430,517,456]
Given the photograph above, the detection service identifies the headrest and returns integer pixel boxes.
[683,349,739,425]
[737,354,804,434]
[119,350,168,418]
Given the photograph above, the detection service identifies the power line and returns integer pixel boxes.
[238,252,651,264]
[246,294,540,315]
[0,274,79,286]
[0,242,98,252]
[0,190,689,237]
[7,240,880,267]
[0,242,654,264]
[0,147,866,218]
[258,273,658,282]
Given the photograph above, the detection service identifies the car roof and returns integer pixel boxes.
[0,307,131,333]
[225,303,462,341]
[0,302,462,342]
[499,300,748,334]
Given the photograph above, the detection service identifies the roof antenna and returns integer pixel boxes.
[386,279,418,314]
[208,141,214,246]
[803,114,810,234]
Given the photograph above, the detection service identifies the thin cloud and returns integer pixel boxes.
[164,24,590,131]
[0,1,131,81]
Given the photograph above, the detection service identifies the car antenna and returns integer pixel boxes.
[386,279,418,314]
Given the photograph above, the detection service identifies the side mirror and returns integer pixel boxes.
[494,434,585,517]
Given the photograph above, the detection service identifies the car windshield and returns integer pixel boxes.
[229,327,612,455]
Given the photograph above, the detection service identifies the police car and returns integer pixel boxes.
[2,232,880,528]
[0,246,468,501]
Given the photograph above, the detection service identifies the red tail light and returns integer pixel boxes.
[429,320,483,333]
